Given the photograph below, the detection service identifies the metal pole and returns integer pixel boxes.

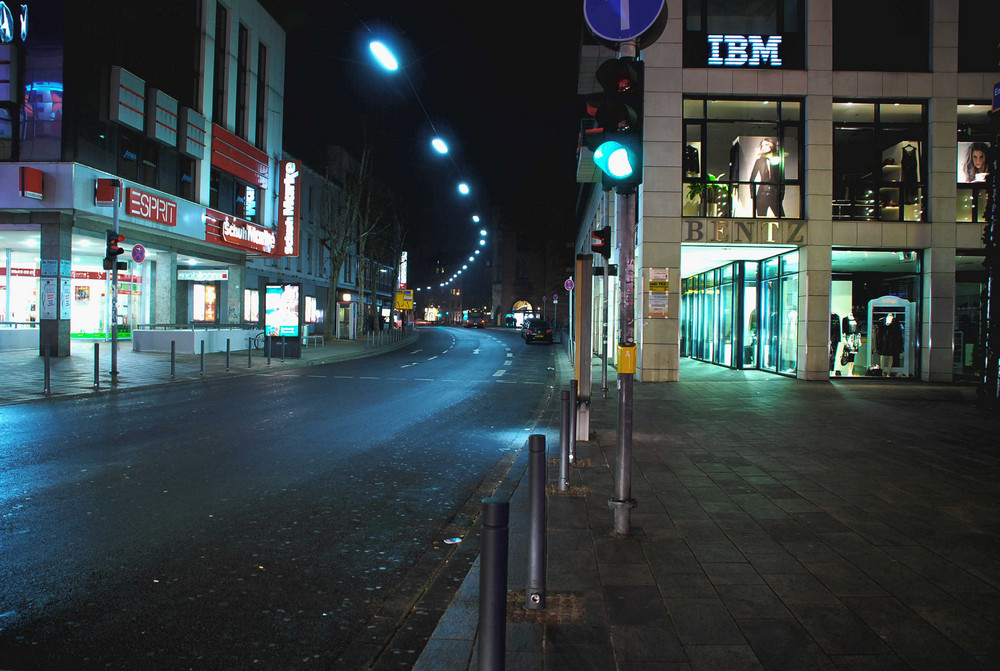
[610,183,638,535]
[569,379,578,463]
[94,342,100,389]
[43,343,51,395]
[170,340,176,379]
[980,108,1000,403]
[266,336,272,365]
[478,497,508,671]
[110,180,120,382]
[602,190,610,399]
[559,390,570,491]
[226,338,231,372]
[526,434,546,610]
[280,337,285,362]
[200,340,205,375]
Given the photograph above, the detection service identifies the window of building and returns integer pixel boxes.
[833,0,929,71]
[832,101,925,222]
[179,156,196,201]
[958,0,1000,73]
[684,0,803,69]
[255,43,268,150]
[209,167,259,222]
[0,106,14,160]
[212,3,228,127]
[119,130,141,181]
[236,23,249,139]
[244,288,259,322]
[141,142,158,188]
[683,98,803,219]
[957,103,992,223]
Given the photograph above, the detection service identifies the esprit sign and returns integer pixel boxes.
[278,160,300,257]
[126,187,177,226]
[707,34,782,67]
[684,218,806,245]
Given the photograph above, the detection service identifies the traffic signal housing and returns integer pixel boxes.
[591,226,612,261]
[104,230,125,270]
[585,57,644,193]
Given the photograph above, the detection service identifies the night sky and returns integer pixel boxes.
[261,1,585,289]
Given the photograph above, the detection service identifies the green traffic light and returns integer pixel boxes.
[593,141,635,179]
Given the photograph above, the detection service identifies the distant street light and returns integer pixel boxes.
[369,41,399,71]
[472,215,480,223]
[458,182,470,195]
[480,229,487,236]
[431,138,448,154]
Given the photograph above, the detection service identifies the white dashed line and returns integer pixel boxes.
[493,370,506,377]
[428,355,438,360]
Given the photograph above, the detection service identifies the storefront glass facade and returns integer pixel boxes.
[681,250,799,376]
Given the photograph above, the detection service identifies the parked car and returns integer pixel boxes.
[522,319,553,344]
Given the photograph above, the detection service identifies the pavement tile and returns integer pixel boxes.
[610,625,688,663]
[604,585,672,627]
[828,654,912,670]
[686,644,764,670]
[701,562,765,586]
[654,572,719,599]
[806,562,890,598]
[786,603,893,655]
[738,618,835,671]
[598,562,656,586]
[716,584,792,619]
[665,597,746,645]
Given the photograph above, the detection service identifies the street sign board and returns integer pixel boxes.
[564,278,575,291]
[584,0,665,43]
[131,244,146,263]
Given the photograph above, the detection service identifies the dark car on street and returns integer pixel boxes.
[522,319,553,344]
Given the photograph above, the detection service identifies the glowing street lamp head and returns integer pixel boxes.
[458,182,470,195]
[472,215,480,223]
[479,239,486,246]
[480,229,487,236]
[431,138,448,154]
[369,41,399,71]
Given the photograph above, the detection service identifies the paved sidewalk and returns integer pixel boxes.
[414,353,1000,670]
[0,332,417,406]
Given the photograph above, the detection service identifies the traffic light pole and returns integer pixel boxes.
[111,181,120,382]
[601,190,610,399]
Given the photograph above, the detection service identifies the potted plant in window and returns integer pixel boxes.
[685,173,728,217]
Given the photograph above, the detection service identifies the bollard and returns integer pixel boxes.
[170,340,176,379]
[559,390,570,491]
[280,338,285,362]
[248,336,253,368]
[526,434,547,610]
[94,343,100,390]
[266,336,272,365]
[226,339,231,372]
[479,497,509,671]
[43,344,51,395]
[569,379,578,463]
[200,340,205,375]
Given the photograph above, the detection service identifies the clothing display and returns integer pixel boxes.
[749,155,784,217]
[684,144,700,175]
[872,314,904,356]
[901,144,918,183]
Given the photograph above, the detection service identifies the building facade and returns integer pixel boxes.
[0,0,291,355]
[576,0,997,383]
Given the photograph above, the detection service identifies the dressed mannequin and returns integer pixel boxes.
[872,312,904,376]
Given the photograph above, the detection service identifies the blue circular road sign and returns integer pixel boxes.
[584,0,665,43]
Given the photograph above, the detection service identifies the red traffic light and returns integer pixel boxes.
[591,226,612,261]
[106,230,125,257]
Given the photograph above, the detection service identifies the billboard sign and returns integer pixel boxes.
[265,283,300,337]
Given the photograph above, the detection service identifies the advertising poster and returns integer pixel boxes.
[957,141,990,183]
[648,268,669,318]
[41,278,57,319]
[265,284,300,337]
[60,279,71,319]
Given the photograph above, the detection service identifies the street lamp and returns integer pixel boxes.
[458,182,470,195]
[472,215,480,223]
[431,137,448,154]
[369,41,399,71]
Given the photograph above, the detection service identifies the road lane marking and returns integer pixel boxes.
[507,352,514,357]
[428,355,438,360]
[334,375,353,379]
[360,376,378,380]
[308,375,326,378]
[410,349,423,354]
[493,370,506,377]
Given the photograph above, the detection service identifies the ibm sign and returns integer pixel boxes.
[708,35,782,67]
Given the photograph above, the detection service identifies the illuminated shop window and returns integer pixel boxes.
[682,98,803,219]
[956,103,991,223]
[832,102,926,222]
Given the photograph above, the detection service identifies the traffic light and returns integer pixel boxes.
[104,230,125,270]
[585,57,644,193]
[591,226,612,261]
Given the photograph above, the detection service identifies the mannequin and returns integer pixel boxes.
[749,138,784,217]
[873,312,904,376]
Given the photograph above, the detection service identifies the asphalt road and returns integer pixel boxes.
[0,326,558,670]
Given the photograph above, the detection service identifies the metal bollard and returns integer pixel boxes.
[569,379,578,463]
[248,336,253,368]
[280,338,285,362]
[559,391,570,491]
[43,344,51,395]
[226,339,231,372]
[200,341,205,375]
[266,337,272,365]
[526,434,547,610]
[94,343,100,390]
[170,340,176,379]
[479,497,508,671]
